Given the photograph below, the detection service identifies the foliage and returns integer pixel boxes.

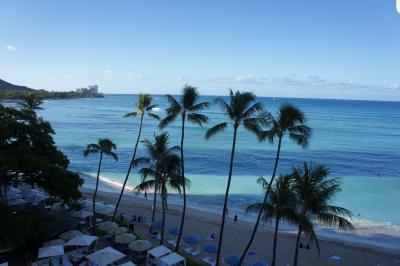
[0,104,83,202]
[0,89,103,101]
[0,202,56,249]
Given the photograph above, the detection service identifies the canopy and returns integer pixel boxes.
[7,198,28,206]
[43,239,66,247]
[183,235,200,245]
[108,226,128,235]
[251,262,268,266]
[148,245,171,258]
[128,240,152,252]
[115,233,137,244]
[59,230,84,241]
[72,210,93,219]
[65,234,98,246]
[38,245,64,258]
[203,243,218,254]
[160,252,185,266]
[151,220,164,229]
[224,254,241,266]
[98,221,118,231]
[168,227,180,236]
[86,247,126,266]
[118,262,137,266]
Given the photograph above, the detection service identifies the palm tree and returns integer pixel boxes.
[205,90,268,265]
[159,85,209,250]
[135,132,187,244]
[246,175,297,266]
[239,104,311,265]
[112,93,160,220]
[291,162,354,266]
[84,138,118,234]
[18,92,43,111]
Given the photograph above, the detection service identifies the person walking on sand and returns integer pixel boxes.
[234,214,238,224]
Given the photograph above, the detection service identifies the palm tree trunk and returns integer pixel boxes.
[151,182,158,223]
[239,136,283,265]
[271,214,281,266]
[160,183,167,245]
[215,127,238,266]
[92,152,103,235]
[176,115,186,251]
[113,114,144,220]
[293,226,302,266]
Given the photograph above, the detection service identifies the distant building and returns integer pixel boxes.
[75,85,99,95]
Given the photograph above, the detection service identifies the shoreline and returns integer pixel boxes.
[79,174,400,266]
[80,187,400,266]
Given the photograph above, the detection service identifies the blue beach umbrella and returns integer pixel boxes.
[251,262,268,266]
[168,227,180,236]
[224,254,241,266]
[151,220,164,229]
[183,235,200,245]
[203,243,218,254]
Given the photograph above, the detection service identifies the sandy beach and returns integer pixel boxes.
[82,188,400,266]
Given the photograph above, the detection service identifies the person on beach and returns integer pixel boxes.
[144,191,147,199]
[234,214,238,224]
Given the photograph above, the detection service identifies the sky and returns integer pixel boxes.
[1,0,400,101]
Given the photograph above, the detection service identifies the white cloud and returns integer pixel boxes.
[5,45,16,52]
[103,69,112,75]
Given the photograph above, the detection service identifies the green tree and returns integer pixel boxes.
[18,92,43,111]
[159,85,209,250]
[113,93,160,220]
[84,138,118,234]
[291,162,354,266]
[246,175,297,266]
[205,90,267,265]
[239,104,311,265]
[135,133,186,244]
[0,104,83,203]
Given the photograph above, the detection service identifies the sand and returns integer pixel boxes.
[82,188,400,266]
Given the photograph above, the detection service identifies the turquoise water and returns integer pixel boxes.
[5,95,400,247]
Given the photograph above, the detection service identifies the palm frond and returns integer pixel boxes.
[147,112,160,120]
[159,114,178,129]
[124,112,138,118]
[205,122,228,139]
[188,101,210,112]
[187,113,208,127]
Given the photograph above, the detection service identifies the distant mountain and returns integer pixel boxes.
[0,79,35,92]
[0,78,103,101]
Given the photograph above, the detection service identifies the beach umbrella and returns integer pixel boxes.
[251,262,268,266]
[98,221,118,231]
[224,254,241,266]
[108,226,128,235]
[38,245,64,258]
[151,220,164,229]
[59,230,84,241]
[43,239,66,247]
[203,243,218,254]
[128,240,152,252]
[183,235,200,245]
[168,227,180,236]
[86,247,126,266]
[115,233,137,244]
[65,234,98,246]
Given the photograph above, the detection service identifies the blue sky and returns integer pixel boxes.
[1,0,400,100]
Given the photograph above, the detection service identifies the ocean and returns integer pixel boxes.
[4,94,400,250]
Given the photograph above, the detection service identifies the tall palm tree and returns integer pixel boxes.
[112,93,160,220]
[246,175,297,266]
[205,90,268,265]
[159,85,209,251]
[135,132,187,244]
[291,162,354,266]
[84,138,118,234]
[18,92,43,111]
[239,104,311,265]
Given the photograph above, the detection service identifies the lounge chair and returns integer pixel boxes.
[202,256,216,266]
